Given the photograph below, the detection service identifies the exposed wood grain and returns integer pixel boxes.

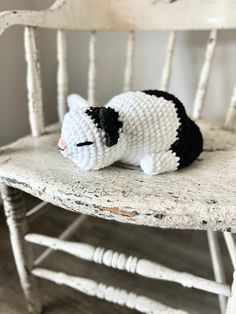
[1,0,236,33]
[0,120,235,232]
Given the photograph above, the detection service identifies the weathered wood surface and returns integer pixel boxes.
[0,120,235,231]
[0,185,42,314]
[24,26,44,137]
[26,233,231,297]
[1,201,226,314]
[32,268,188,314]
[1,0,236,34]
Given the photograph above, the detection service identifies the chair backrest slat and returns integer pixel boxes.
[57,30,69,123]
[1,1,236,33]
[87,31,97,106]
[225,86,236,129]
[192,29,217,120]
[160,31,176,91]
[24,26,44,137]
[124,31,135,92]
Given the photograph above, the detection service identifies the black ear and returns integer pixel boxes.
[86,107,123,147]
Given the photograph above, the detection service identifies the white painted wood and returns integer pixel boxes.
[0,120,235,231]
[224,233,236,269]
[207,231,227,314]
[34,215,87,266]
[24,26,44,137]
[25,234,231,297]
[26,201,48,222]
[192,30,217,120]
[225,86,236,129]
[1,184,42,314]
[160,31,176,91]
[226,272,236,314]
[32,268,189,314]
[88,31,97,106]
[1,1,236,33]
[124,31,135,92]
[57,30,69,123]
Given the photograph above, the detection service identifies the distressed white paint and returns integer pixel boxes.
[160,31,176,91]
[0,184,42,314]
[207,231,227,313]
[24,26,44,137]
[0,120,235,231]
[124,31,135,92]
[34,215,87,266]
[225,86,236,130]
[2,0,236,33]
[57,30,69,123]
[26,201,48,222]
[32,268,188,314]
[26,233,231,297]
[88,31,97,106]
[192,30,217,120]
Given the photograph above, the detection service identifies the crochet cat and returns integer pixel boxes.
[58,90,203,175]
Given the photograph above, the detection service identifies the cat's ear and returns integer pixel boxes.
[68,94,89,111]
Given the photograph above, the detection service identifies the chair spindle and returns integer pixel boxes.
[24,26,44,137]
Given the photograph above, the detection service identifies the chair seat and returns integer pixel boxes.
[0,120,235,231]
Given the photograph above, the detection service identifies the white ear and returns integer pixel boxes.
[68,94,89,111]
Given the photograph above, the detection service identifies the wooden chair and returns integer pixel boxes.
[0,1,236,313]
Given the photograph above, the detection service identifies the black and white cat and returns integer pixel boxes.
[58,90,203,175]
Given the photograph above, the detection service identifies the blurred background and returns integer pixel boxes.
[1,0,236,146]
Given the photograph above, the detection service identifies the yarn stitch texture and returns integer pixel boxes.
[58,90,203,175]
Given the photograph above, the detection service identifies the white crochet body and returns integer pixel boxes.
[59,91,190,175]
[106,91,180,169]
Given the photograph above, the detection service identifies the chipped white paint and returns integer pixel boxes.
[26,233,231,297]
[192,30,217,120]
[57,30,69,123]
[207,231,227,313]
[0,120,235,231]
[160,31,176,91]
[2,0,236,33]
[0,184,42,314]
[225,86,236,130]
[34,215,87,266]
[124,31,135,92]
[88,31,97,106]
[32,268,188,314]
[24,26,44,137]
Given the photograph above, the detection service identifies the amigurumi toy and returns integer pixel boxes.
[58,90,203,175]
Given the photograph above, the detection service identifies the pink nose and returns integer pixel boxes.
[58,137,67,150]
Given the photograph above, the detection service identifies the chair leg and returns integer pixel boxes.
[1,184,42,314]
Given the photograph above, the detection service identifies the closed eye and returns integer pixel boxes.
[76,141,93,147]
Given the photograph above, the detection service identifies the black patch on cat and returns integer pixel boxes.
[86,107,123,147]
[142,90,203,169]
